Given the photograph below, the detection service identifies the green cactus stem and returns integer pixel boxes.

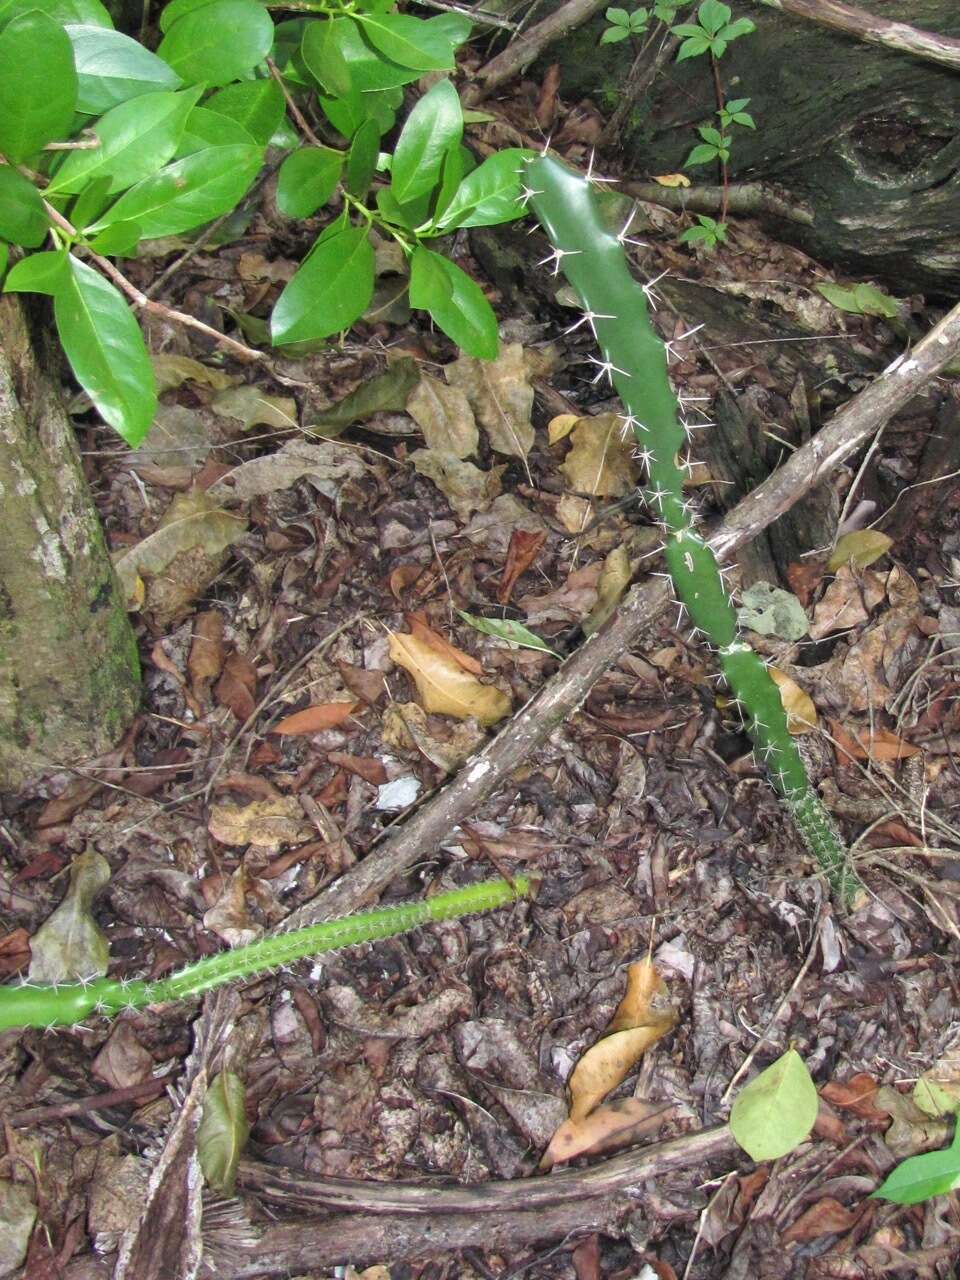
[524,153,859,904]
[0,875,532,1031]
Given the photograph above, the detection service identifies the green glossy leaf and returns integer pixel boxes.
[432,142,468,224]
[721,16,755,39]
[206,79,285,146]
[158,0,219,32]
[345,116,380,198]
[319,83,398,140]
[301,17,352,98]
[3,248,69,294]
[353,11,455,71]
[54,255,157,444]
[158,0,274,87]
[66,24,182,114]
[90,144,262,238]
[70,174,112,229]
[0,167,47,247]
[729,1049,818,1162]
[432,147,531,232]
[86,219,141,254]
[276,146,342,218]
[391,78,462,205]
[0,12,77,162]
[48,87,201,195]
[676,34,709,58]
[683,143,718,166]
[197,1071,250,1197]
[733,111,755,128]
[325,14,419,90]
[176,105,256,155]
[600,25,629,41]
[422,12,472,48]
[270,223,374,344]
[698,125,723,146]
[0,0,111,26]
[409,246,498,360]
[670,22,705,37]
[873,1122,960,1205]
[457,611,561,658]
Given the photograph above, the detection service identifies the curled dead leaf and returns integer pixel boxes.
[540,1098,675,1170]
[768,667,817,734]
[388,632,511,726]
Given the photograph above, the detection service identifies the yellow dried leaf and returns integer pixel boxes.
[567,960,678,1122]
[388,632,511,726]
[827,529,893,572]
[445,342,535,458]
[559,413,637,498]
[653,173,691,187]
[556,492,592,534]
[540,1098,671,1170]
[768,667,817,734]
[208,798,314,850]
[548,413,579,445]
[583,544,632,636]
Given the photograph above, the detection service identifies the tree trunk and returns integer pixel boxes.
[0,294,140,792]
[550,0,960,296]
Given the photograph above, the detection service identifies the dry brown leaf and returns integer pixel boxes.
[782,1197,862,1244]
[27,850,111,984]
[837,602,922,712]
[208,798,313,850]
[406,611,483,675]
[326,752,388,785]
[409,448,503,520]
[406,371,478,458]
[768,667,817,734]
[809,564,885,640]
[556,492,593,534]
[188,610,224,694]
[208,439,368,503]
[541,1098,673,1170]
[381,702,485,773]
[388,632,511,725]
[203,865,262,947]
[215,650,258,721]
[211,385,297,431]
[912,1045,960,1117]
[567,960,678,1123]
[873,1085,950,1158]
[583,545,632,637]
[445,342,535,458]
[498,529,546,604]
[559,413,637,498]
[820,1073,883,1119]
[519,563,602,624]
[828,719,919,763]
[270,702,359,736]
[653,173,691,187]
[151,353,235,393]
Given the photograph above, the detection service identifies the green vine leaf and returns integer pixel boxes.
[409,246,499,361]
[270,223,374,345]
[276,146,342,219]
[353,10,458,71]
[0,10,77,161]
[205,79,286,145]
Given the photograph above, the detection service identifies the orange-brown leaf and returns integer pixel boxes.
[541,1098,674,1170]
[270,702,359,735]
[406,611,483,675]
[829,719,919,763]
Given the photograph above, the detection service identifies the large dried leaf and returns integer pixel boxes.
[208,438,368,503]
[381,702,485,773]
[583,544,632,636]
[559,413,637,498]
[729,1049,818,1161]
[768,667,817,734]
[566,960,678,1123]
[809,564,885,640]
[406,370,478,457]
[151,353,235,393]
[388,631,511,725]
[270,701,359,735]
[208,797,313,850]
[445,342,534,458]
[541,1098,673,1170]
[27,849,111,983]
[203,865,261,947]
[410,448,503,520]
[211,385,297,430]
[197,1071,250,1196]
[114,488,246,609]
[828,529,893,572]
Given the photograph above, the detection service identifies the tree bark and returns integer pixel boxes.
[0,294,140,792]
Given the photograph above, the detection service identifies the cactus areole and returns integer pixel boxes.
[524,154,858,903]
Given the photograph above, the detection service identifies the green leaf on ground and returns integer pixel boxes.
[270,223,374,345]
[197,1071,250,1196]
[873,1121,960,1205]
[457,611,561,658]
[729,1048,818,1161]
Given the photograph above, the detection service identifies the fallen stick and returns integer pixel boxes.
[757,0,960,73]
[284,300,960,929]
[463,0,609,103]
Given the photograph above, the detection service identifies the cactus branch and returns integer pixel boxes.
[524,154,859,903]
[0,876,531,1032]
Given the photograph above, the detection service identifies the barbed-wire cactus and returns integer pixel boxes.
[523,153,857,902]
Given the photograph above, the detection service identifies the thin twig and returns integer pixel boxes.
[267,56,325,148]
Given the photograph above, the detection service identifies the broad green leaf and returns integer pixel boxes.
[391,77,462,205]
[722,16,756,39]
[432,143,469,225]
[353,11,456,71]
[276,146,342,218]
[319,83,398,140]
[48,88,201,195]
[0,0,111,26]
[697,0,731,34]
[827,529,893,572]
[0,167,47,247]
[873,1121,960,1205]
[3,248,69,294]
[432,147,532,232]
[158,0,218,33]
[699,125,723,146]
[326,14,420,91]
[729,1049,818,1162]
[424,12,472,47]
[606,7,630,24]
[676,34,709,59]
[670,22,706,36]
[197,1071,250,1196]
[175,105,256,155]
[301,17,352,98]
[90,144,262,238]
[817,281,899,318]
[54,255,157,444]
[86,220,141,254]
[684,143,718,166]
[206,78,285,145]
[0,12,77,162]
[66,24,182,114]
[409,246,498,361]
[70,173,112,229]
[457,611,561,658]
[345,116,380,198]
[309,356,419,435]
[157,0,274,87]
[270,224,374,345]
[600,26,629,42]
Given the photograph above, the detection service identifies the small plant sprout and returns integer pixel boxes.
[523,154,860,903]
[679,214,728,249]
[670,0,755,60]
[0,877,532,1031]
[601,6,651,44]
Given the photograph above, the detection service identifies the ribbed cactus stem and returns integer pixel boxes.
[0,876,532,1031]
[525,154,859,903]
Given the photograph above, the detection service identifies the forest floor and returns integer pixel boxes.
[3,62,960,1280]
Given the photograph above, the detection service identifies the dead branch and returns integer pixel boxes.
[758,0,960,72]
[621,179,814,225]
[464,0,609,104]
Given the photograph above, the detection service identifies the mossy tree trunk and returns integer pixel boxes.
[0,294,140,792]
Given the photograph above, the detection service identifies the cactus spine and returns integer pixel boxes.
[524,154,858,903]
[0,876,531,1031]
